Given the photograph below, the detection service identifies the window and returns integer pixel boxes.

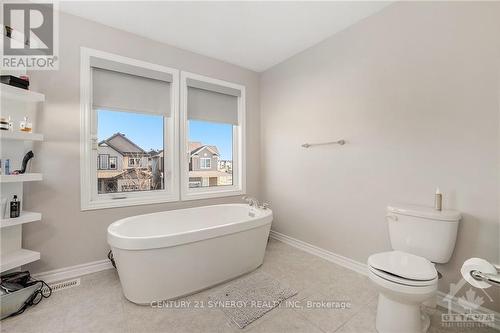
[199,158,211,169]
[109,157,117,170]
[81,48,245,209]
[180,72,245,199]
[128,157,142,168]
[80,48,179,210]
[98,154,109,170]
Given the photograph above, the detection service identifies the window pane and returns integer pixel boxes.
[97,110,165,194]
[188,120,233,188]
[99,154,109,170]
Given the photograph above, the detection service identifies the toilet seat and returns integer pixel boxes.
[368,251,438,287]
[369,265,437,287]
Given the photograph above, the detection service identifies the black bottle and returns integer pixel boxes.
[10,195,20,218]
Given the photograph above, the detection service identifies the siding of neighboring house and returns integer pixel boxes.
[97,145,123,170]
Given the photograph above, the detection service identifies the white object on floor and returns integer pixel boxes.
[368,204,461,333]
[108,203,273,304]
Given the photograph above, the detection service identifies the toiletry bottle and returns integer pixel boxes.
[20,116,32,132]
[10,195,20,218]
[435,188,442,211]
[19,116,27,132]
[25,117,32,133]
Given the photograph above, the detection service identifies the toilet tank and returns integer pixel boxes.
[386,204,461,263]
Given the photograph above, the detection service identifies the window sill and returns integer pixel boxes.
[181,188,244,201]
[81,193,179,211]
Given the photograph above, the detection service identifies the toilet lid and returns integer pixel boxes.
[368,251,437,281]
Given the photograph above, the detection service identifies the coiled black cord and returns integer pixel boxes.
[108,250,116,268]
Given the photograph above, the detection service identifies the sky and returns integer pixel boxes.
[98,110,233,160]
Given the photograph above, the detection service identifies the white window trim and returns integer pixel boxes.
[200,157,211,169]
[180,71,246,201]
[80,47,180,210]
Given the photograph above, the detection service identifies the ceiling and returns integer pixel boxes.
[60,1,391,72]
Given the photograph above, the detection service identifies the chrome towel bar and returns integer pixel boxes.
[301,139,346,148]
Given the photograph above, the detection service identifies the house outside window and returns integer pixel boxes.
[96,132,161,194]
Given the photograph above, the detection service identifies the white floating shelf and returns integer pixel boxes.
[0,131,44,141]
[0,173,43,183]
[1,211,41,228]
[1,249,40,272]
[0,84,45,103]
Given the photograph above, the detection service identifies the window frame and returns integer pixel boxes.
[180,71,246,200]
[80,47,180,210]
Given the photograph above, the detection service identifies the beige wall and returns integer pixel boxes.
[23,12,261,273]
[261,2,500,310]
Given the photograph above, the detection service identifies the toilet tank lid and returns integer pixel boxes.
[387,204,461,222]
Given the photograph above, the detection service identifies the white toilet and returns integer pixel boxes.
[368,204,461,333]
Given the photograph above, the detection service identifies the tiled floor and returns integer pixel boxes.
[1,239,497,333]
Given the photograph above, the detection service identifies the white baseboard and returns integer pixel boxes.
[269,229,500,331]
[269,230,368,276]
[33,259,113,284]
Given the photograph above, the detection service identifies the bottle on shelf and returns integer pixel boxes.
[10,195,20,218]
[19,116,32,133]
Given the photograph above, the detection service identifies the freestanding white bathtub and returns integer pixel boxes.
[107,204,273,304]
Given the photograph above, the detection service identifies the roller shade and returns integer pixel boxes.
[91,58,171,116]
[187,78,240,125]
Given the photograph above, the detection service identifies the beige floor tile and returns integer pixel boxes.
[318,271,378,307]
[250,308,323,333]
[335,298,378,333]
[122,289,238,333]
[292,291,363,333]
[0,306,67,333]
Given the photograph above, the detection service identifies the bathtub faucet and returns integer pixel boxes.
[242,196,270,210]
[242,196,259,207]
